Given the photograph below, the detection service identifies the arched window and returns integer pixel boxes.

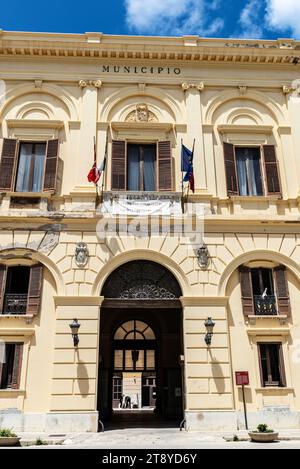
[114,320,155,340]
[113,320,156,372]
[102,260,182,299]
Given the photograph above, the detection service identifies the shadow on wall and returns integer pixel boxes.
[208,349,225,394]
[238,386,253,405]
[76,356,89,396]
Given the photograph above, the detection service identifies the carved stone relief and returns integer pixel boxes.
[125,103,158,122]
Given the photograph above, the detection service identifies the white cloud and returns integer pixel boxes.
[266,0,300,38]
[124,0,224,36]
[237,0,264,39]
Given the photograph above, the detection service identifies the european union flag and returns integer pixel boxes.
[181,143,194,193]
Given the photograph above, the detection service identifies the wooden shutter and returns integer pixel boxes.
[0,342,4,388]
[111,140,126,190]
[257,344,264,387]
[223,142,238,196]
[0,138,18,191]
[11,344,23,389]
[157,140,172,191]
[278,344,287,387]
[274,266,291,316]
[26,264,43,316]
[43,139,59,191]
[239,266,254,316]
[262,145,281,196]
[0,264,7,313]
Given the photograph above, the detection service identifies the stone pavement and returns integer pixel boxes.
[15,427,300,448]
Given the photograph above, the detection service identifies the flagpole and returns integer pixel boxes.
[190,138,195,194]
[99,132,108,207]
[94,136,100,209]
[181,138,185,214]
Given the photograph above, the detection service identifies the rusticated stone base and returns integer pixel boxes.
[0,409,98,432]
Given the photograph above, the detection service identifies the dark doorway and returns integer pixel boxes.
[97,261,184,428]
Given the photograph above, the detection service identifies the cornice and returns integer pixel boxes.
[0,31,299,65]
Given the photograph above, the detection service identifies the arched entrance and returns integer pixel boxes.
[97,260,183,428]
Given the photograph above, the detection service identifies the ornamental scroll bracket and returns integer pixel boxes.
[182,82,205,91]
[79,80,102,88]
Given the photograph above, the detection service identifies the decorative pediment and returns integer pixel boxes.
[125,103,158,123]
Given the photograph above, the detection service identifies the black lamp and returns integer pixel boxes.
[131,350,139,365]
[204,317,215,346]
[69,318,81,347]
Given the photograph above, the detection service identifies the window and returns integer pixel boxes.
[0,138,59,193]
[112,374,123,401]
[0,343,23,389]
[235,147,263,196]
[0,264,43,315]
[2,266,30,315]
[223,143,281,197]
[251,268,276,315]
[127,144,156,191]
[114,349,155,371]
[239,265,291,317]
[258,343,286,387]
[111,140,172,191]
[114,320,155,340]
[113,320,156,371]
[15,142,46,192]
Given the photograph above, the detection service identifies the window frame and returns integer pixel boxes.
[234,145,266,197]
[0,342,24,390]
[126,143,157,192]
[257,342,286,387]
[14,140,47,193]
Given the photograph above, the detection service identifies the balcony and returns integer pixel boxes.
[2,294,28,315]
[254,295,277,316]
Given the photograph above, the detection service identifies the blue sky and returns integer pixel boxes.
[1,0,300,39]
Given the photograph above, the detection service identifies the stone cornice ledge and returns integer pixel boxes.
[5,119,64,129]
[180,296,229,306]
[54,296,104,306]
[218,125,273,134]
[247,327,290,336]
[0,328,35,336]
[0,31,299,64]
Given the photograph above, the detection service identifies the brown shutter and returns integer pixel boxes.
[43,139,59,191]
[0,138,18,191]
[111,140,126,190]
[274,266,291,316]
[262,145,281,196]
[0,264,7,313]
[223,142,238,196]
[278,344,287,387]
[11,344,23,389]
[257,344,264,387]
[239,266,254,316]
[157,140,172,191]
[0,343,4,388]
[26,264,43,316]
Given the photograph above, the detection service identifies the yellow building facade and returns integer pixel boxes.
[0,30,300,432]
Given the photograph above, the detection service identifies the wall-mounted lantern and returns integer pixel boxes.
[197,243,210,269]
[131,350,139,366]
[204,317,215,346]
[69,318,81,347]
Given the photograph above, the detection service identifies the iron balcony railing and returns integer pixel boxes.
[253,294,277,316]
[2,293,28,315]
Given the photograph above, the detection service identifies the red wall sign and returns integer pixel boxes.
[235,371,249,386]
